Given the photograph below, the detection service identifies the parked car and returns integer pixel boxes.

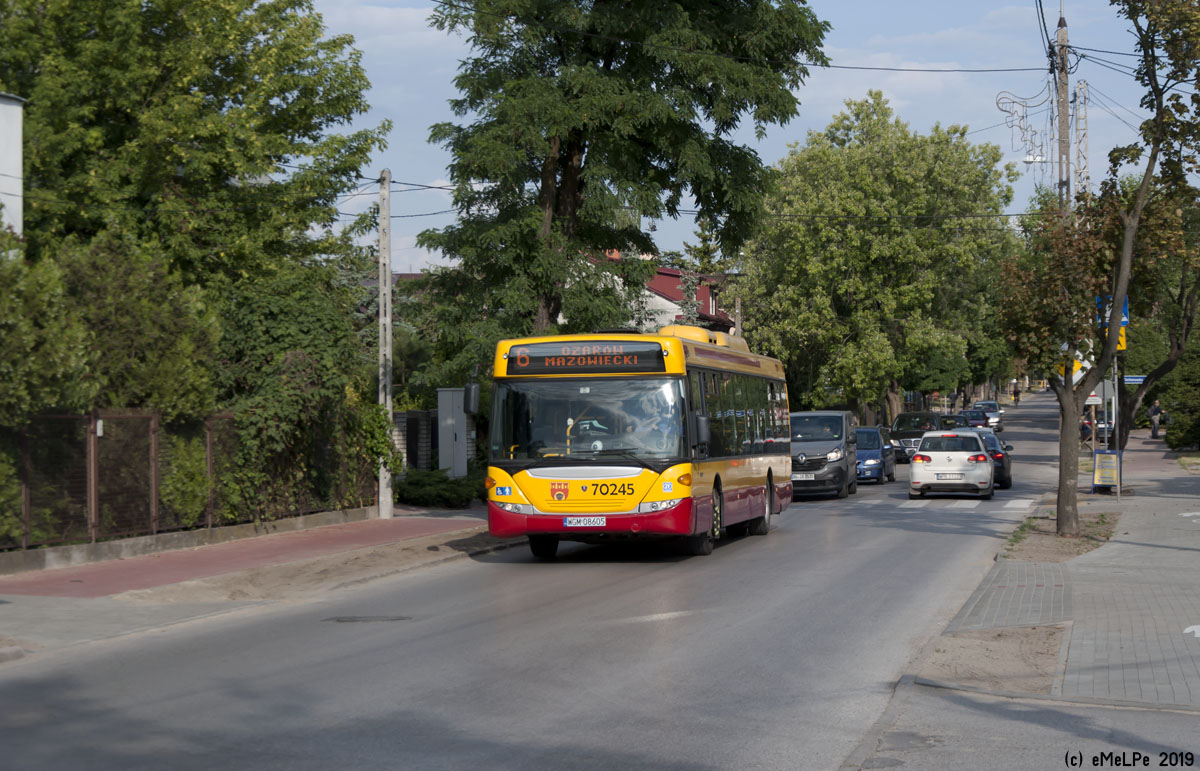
[890,412,942,462]
[968,427,1013,489]
[855,426,897,484]
[909,431,995,499]
[959,409,989,429]
[972,400,1005,431]
[790,411,859,498]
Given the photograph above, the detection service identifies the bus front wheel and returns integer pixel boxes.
[685,487,721,556]
[528,535,559,561]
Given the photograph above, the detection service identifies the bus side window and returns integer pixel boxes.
[706,373,726,457]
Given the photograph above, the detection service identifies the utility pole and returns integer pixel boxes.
[378,169,394,519]
[1056,14,1071,208]
[1075,80,1090,197]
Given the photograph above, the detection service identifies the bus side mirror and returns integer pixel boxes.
[694,414,711,447]
[464,383,480,415]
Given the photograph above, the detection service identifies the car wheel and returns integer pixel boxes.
[748,477,772,536]
[848,479,858,495]
[1000,476,1012,490]
[886,468,896,482]
[982,484,994,500]
[528,535,559,561]
[836,478,849,499]
[908,488,922,500]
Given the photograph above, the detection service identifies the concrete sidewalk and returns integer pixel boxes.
[0,503,514,663]
[938,428,1200,709]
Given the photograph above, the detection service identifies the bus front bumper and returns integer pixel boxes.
[488,498,696,539]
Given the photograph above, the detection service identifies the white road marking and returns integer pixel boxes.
[610,610,697,625]
[899,500,929,508]
[1004,499,1035,508]
[1185,626,1200,639]
[856,498,885,504]
[1178,512,1200,518]
[949,500,980,509]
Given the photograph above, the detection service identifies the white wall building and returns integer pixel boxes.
[1,92,25,236]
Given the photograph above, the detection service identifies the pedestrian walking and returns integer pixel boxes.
[949,392,958,411]
[1149,399,1163,439]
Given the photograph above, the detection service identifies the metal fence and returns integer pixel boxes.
[0,411,375,552]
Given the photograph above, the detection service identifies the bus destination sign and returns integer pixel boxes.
[508,341,666,375]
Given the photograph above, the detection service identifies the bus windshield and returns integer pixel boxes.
[491,377,687,461]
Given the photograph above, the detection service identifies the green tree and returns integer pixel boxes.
[417,0,829,381]
[1159,345,1200,450]
[1116,184,1200,448]
[1001,0,1200,536]
[217,261,400,520]
[0,234,95,426]
[738,92,1017,421]
[57,232,220,422]
[0,0,388,283]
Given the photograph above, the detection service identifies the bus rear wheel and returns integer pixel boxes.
[748,477,772,536]
[528,535,559,561]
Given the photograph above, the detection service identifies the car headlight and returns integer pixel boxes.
[863,458,881,466]
[494,501,533,514]
[638,498,682,513]
[826,447,844,461]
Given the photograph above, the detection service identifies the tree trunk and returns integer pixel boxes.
[884,380,903,424]
[1053,383,1082,536]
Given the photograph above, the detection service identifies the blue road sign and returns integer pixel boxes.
[1096,296,1130,327]
[1125,375,1146,385]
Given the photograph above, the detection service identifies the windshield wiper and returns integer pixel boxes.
[585,448,661,471]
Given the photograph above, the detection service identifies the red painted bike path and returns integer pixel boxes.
[0,516,484,599]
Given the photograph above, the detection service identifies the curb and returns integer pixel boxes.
[911,675,1200,714]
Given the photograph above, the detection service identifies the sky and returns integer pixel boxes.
[311,0,1153,272]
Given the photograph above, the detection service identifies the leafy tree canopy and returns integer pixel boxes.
[0,235,95,425]
[0,0,389,284]
[416,0,830,369]
[738,91,1018,412]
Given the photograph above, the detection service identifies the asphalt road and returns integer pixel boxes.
[0,398,1062,770]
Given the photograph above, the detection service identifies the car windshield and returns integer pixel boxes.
[961,410,987,419]
[892,414,938,431]
[919,435,983,453]
[856,429,881,449]
[974,401,999,411]
[491,377,686,460]
[981,434,1002,451]
[791,415,842,440]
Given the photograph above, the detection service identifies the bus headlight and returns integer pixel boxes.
[638,498,682,513]
[495,501,533,514]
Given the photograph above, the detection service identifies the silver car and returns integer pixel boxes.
[972,400,1005,432]
[909,431,995,499]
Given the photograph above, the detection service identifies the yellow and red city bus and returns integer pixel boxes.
[483,325,791,559]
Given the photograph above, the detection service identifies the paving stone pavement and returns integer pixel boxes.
[940,433,1200,709]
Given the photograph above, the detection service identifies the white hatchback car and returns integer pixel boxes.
[908,431,994,499]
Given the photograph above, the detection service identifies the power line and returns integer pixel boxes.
[1069,44,1139,58]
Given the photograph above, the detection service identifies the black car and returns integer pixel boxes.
[889,412,941,463]
[978,431,1014,489]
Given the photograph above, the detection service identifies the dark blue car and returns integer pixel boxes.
[855,426,897,484]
